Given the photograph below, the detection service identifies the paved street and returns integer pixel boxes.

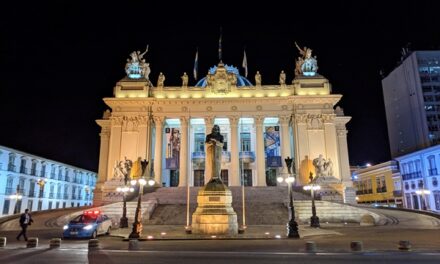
[0,207,439,263]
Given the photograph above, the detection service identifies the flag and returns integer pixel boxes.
[218,27,222,61]
[242,50,248,77]
[193,49,198,80]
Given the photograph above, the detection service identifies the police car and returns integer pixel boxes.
[63,210,112,239]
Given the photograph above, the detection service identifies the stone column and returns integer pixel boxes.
[179,117,189,187]
[229,116,240,186]
[279,115,292,171]
[204,116,215,184]
[94,120,110,206]
[336,119,352,185]
[153,116,164,185]
[255,116,266,186]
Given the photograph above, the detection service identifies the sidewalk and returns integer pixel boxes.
[110,224,342,240]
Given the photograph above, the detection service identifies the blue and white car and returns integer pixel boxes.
[63,210,112,239]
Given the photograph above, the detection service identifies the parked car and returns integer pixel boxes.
[63,210,112,239]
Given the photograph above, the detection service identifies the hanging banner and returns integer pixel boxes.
[264,126,281,167]
[165,128,181,169]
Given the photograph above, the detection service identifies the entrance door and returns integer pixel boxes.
[243,169,253,186]
[412,194,419,209]
[194,170,205,186]
[14,200,22,214]
[170,170,179,187]
[220,170,229,186]
[266,169,277,186]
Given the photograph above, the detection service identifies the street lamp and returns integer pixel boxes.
[277,174,299,237]
[116,186,134,228]
[303,173,321,228]
[415,189,431,210]
[129,177,155,239]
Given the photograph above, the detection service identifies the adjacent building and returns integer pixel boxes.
[382,51,440,158]
[352,161,402,206]
[395,144,440,212]
[0,145,97,217]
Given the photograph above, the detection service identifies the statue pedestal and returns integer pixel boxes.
[192,178,238,235]
[313,176,344,202]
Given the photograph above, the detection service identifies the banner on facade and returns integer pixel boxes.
[267,156,282,167]
[166,157,179,170]
[166,128,181,159]
[264,126,280,157]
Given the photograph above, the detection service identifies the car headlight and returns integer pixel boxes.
[63,225,69,230]
[83,224,94,230]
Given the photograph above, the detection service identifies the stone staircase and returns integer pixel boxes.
[142,186,311,225]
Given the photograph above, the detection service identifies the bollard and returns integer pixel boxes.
[350,241,363,252]
[128,239,139,250]
[26,237,38,248]
[88,239,100,250]
[49,238,61,249]
[305,241,317,253]
[0,237,6,247]
[398,240,411,251]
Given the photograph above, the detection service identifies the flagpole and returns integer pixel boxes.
[240,113,247,233]
[185,110,192,234]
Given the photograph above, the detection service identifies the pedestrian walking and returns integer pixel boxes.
[16,209,33,241]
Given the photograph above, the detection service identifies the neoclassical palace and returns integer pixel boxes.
[94,45,354,204]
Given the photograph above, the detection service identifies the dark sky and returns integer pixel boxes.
[1,1,440,171]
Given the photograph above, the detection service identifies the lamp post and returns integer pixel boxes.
[116,186,134,228]
[277,173,299,237]
[415,189,431,210]
[303,173,321,228]
[128,176,155,239]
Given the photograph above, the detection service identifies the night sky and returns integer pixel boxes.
[1,1,440,172]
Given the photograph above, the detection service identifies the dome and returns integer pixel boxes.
[195,64,253,87]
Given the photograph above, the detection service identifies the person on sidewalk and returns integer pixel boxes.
[16,209,33,241]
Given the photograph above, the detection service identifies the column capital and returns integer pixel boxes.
[180,116,189,126]
[254,115,265,125]
[228,116,240,127]
[204,116,215,126]
[279,115,291,125]
[153,116,165,126]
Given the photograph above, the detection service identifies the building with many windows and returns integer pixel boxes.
[0,145,97,217]
[94,46,355,205]
[352,161,402,206]
[395,144,440,212]
[382,51,440,158]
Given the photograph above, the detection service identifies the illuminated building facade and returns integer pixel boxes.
[0,145,96,216]
[395,144,440,212]
[94,45,355,204]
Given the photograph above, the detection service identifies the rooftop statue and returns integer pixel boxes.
[295,42,318,77]
[125,45,151,80]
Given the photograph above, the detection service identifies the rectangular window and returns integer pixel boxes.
[38,200,43,211]
[221,133,228,151]
[194,133,205,152]
[2,200,10,215]
[240,133,251,151]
